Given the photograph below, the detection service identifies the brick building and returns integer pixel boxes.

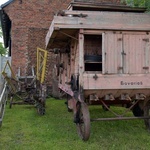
[0,0,122,88]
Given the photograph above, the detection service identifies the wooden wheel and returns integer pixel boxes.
[76,102,90,141]
[144,100,150,130]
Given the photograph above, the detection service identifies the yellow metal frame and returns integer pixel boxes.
[1,60,17,93]
[37,47,48,83]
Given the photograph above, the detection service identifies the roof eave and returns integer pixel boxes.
[1,0,14,8]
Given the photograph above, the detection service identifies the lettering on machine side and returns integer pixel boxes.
[120,81,143,86]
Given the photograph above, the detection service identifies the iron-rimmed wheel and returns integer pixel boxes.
[76,102,90,141]
[36,101,45,116]
[132,102,144,117]
[37,106,45,115]
[9,96,13,109]
[0,121,2,127]
[144,100,150,130]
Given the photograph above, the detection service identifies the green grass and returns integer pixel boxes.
[0,98,150,150]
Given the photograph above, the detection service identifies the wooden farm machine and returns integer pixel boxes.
[0,48,48,126]
[45,2,150,141]
[1,1,150,142]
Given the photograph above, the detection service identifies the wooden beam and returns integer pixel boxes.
[46,11,150,48]
[68,2,146,13]
[52,12,150,31]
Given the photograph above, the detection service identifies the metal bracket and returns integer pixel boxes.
[143,38,149,42]
[93,74,98,80]
[120,93,131,101]
[89,94,99,101]
[105,94,115,101]
[135,93,146,100]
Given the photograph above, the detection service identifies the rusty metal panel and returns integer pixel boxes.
[104,32,122,74]
[123,33,149,74]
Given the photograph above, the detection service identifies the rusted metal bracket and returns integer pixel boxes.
[105,94,115,101]
[118,66,123,70]
[121,51,126,55]
[143,67,149,70]
[143,38,149,42]
[93,74,98,80]
[135,93,146,100]
[120,93,131,101]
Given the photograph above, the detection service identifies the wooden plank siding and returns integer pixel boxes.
[46,11,150,49]
[104,32,123,74]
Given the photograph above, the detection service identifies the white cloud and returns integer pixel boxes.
[0,0,9,6]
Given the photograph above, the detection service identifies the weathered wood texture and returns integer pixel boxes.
[83,73,150,98]
[84,34,102,55]
[46,11,150,48]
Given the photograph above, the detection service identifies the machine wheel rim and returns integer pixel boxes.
[144,101,150,130]
[76,102,90,141]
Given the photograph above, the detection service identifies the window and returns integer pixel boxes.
[84,34,102,72]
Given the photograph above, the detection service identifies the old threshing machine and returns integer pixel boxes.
[46,2,150,140]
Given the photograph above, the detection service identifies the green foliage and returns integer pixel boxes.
[1,98,150,149]
[122,0,150,11]
[0,26,7,56]
[0,29,2,38]
[0,42,6,56]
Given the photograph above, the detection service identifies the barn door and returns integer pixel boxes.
[103,32,123,74]
[123,33,150,74]
[104,32,150,74]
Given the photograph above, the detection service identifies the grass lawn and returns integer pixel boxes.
[0,98,150,150]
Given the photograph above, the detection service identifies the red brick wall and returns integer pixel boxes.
[3,0,122,86]
[4,0,71,77]
[27,28,48,75]
[74,0,121,4]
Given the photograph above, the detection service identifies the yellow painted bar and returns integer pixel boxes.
[37,47,48,83]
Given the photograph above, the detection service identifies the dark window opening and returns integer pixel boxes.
[85,63,102,71]
[84,34,102,72]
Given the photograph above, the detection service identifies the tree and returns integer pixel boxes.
[0,26,7,56]
[122,0,150,11]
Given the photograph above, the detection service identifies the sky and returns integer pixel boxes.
[0,0,9,43]
[0,0,9,6]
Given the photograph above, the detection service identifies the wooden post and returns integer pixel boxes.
[78,29,84,101]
